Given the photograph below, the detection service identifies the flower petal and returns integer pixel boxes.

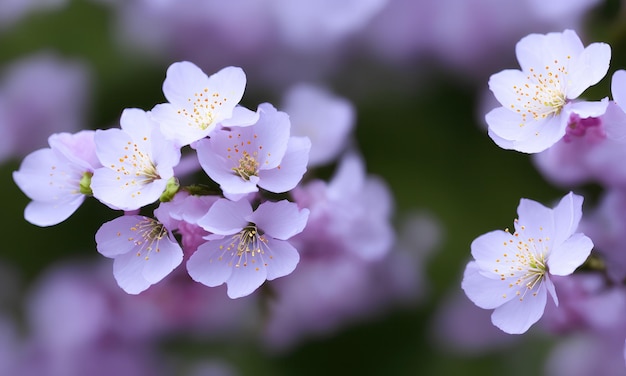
[141,233,183,284]
[263,239,300,281]
[551,191,583,244]
[96,215,148,258]
[548,233,593,276]
[612,70,626,114]
[258,136,311,193]
[224,257,268,299]
[567,42,611,99]
[187,239,236,289]
[197,198,250,235]
[24,196,84,227]
[112,251,152,294]
[491,282,547,334]
[461,261,516,309]
[248,200,309,240]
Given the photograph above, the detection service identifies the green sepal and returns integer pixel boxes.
[79,172,93,195]
[159,177,180,202]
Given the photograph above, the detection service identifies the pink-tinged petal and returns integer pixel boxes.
[24,196,84,227]
[328,152,366,199]
[186,240,235,288]
[162,61,210,105]
[258,136,310,193]
[248,200,309,240]
[567,42,611,99]
[224,257,268,299]
[548,233,593,276]
[96,215,148,257]
[282,83,355,167]
[601,101,626,142]
[488,69,529,110]
[552,192,583,244]
[491,283,547,334]
[112,251,152,295]
[612,70,626,114]
[141,234,183,284]
[461,261,516,309]
[48,130,100,170]
[93,128,130,168]
[195,135,260,197]
[264,239,300,280]
[345,209,394,260]
[198,198,251,235]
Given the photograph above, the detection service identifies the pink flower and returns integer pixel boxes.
[187,198,309,298]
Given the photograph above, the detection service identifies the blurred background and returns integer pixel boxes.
[0,0,624,375]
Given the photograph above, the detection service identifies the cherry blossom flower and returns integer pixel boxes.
[150,61,257,146]
[13,130,101,226]
[187,198,309,299]
[486,29,610,153]
[95,209,183,294]
[462,192,593,334]
[90,108,181,211]
[195,103,310,200]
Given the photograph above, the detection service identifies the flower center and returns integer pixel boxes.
[495,223,549,301]
[510,58,570,124]
[232,151,259,180]
[129,218,167,261]
[177,88,227,130]
[115,140,161,185]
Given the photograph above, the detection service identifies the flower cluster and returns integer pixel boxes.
[466,28,626,371]
[13,62,312,298]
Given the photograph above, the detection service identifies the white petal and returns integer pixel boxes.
[567,42,611,99]
[491,283,547,334]
[548,233,593,276]
[462,261,517,309]
[612,70,626,114]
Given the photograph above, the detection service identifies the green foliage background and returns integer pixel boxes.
[0,1,623,374]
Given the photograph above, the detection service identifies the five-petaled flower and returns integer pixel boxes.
[486,29,611,153]
[13,130,102,226]
[95,207,183,294]
[90,108,181,211]
[195,102,310,201]
[187,198,309,299]
[462,192,594,334]
[150,61,257,147]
